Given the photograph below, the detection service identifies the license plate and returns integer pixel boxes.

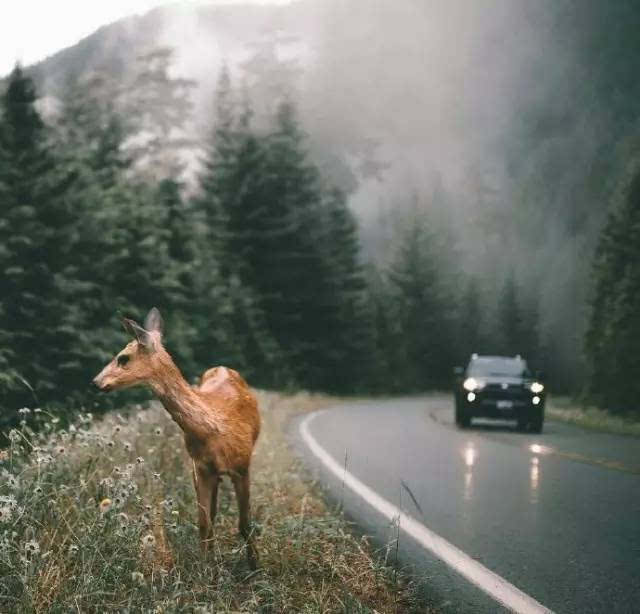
[497,400,513,410]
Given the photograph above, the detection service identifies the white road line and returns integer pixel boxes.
[300,411,554,614]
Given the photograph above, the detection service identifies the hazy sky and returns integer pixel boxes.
[0,0,292,76]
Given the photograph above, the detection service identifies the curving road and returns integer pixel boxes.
[291,396,640,614]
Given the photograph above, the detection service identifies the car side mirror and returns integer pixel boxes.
[453,366,464,376]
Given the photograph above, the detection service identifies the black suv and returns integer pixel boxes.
[453,354,545,432]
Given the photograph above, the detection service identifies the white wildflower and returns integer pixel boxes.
[0,495,17,509]
[136,456,144,465]
[68,544,79,556]
[154,427,162,436]
[0,507,12,523]
[123,441,132,452]
[24,539,40,557]
[141,534,155,549]
[99,477,114,490]
[17,407,30,415]
[131,570,145,585]
[8,430,20,443]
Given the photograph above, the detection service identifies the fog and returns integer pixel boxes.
[27,0,629,390]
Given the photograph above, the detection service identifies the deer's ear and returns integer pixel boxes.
[122,318,152,349]
[144,307,164,336]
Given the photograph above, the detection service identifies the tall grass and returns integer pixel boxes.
[0,393,431,613]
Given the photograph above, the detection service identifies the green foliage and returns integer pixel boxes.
[385,210,454,390]
[586,161,640,415]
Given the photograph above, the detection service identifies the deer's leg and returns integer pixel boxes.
[209,474,220,527]
[231,470,258,569]
[193,465,215,551]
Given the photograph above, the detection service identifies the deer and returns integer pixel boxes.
[92,307,260,569]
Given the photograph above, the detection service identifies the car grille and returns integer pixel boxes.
[482,383,526,399]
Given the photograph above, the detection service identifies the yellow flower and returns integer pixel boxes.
[99,498,112,514]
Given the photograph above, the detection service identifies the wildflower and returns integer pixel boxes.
[8,430,20,443]
[99,498,113,514]
[141,534,155,549]
[126,463,134,473]
[171,510,179,517]
[154,427,162,436]
[18,407,30,415]
[34,486,43,495]
[33,407,42,414]
[51,417,60,425]
[4,473,19,490]
[69,424,76,434]
[131,570,145,586]
[56,446,66,455]
[113,466,121,475]
[68,544,79,556]
[113,495,126,509]
[136,456,144,465]
[24,540,40,557]
[99,477,114,490]
[113,425,122,435]
[123,441,132,452]
[107,440,115,448]
[153,472,161,481]
[145,504,152,512]
[0,507,12,523]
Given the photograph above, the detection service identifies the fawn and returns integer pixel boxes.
[93,308,260,568]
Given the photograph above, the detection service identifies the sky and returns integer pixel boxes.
[0,0,292,76]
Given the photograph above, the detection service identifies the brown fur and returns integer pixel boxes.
[93,309,260,568]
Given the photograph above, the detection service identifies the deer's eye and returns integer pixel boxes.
[117,354,130,367]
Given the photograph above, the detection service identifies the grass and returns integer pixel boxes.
[547,396,640,437]
[0,392,434,613]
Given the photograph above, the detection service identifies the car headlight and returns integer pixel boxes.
[463,378,485,391]
[529,382,544,394]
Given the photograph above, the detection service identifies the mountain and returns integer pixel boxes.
[10,0,640,391]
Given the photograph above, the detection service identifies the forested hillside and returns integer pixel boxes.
[2,0,640,418]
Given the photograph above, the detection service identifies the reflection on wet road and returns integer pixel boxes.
[296,395,640,614]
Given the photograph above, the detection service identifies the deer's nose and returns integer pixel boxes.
[91,378,102,391]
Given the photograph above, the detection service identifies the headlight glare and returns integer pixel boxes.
[530,382,544,394]
[463,377,478,391]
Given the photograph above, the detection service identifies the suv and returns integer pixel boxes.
[453,354,545,432]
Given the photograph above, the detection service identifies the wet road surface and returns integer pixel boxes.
[291,396,640,613]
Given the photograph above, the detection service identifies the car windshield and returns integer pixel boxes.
[468,357,529,378]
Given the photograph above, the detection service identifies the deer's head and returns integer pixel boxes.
[93,308,165,392]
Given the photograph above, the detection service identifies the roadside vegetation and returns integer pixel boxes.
[547,397,640,438]
[0,392,433,613]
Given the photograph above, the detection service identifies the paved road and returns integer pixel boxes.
[291,396,640,614]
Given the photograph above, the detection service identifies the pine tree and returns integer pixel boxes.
[586,161,640,414]
[387,211,453,390]
[193,69,284,384]
[496,272,525,357]
[0,66,79,407]
[317,188,377,392]
[457,278,485,362]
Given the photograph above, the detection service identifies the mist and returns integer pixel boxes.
[22,0,638,391]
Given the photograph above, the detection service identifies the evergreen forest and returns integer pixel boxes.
[1,0,640,423]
